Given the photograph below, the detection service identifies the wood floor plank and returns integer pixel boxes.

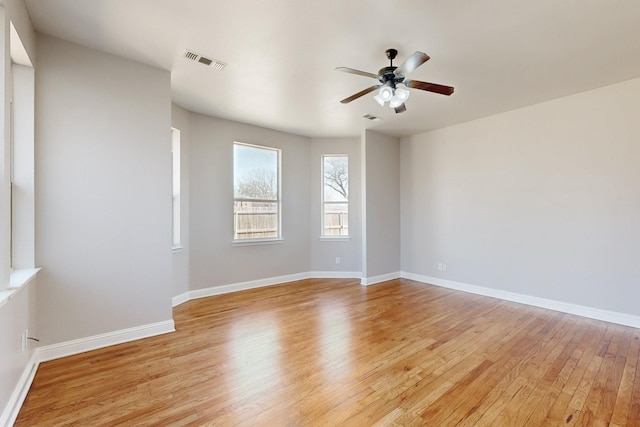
[610,332,640,425]
[593,328,632,425]
[473,313,575,426]
[541,322,609,426]
[521,320,588,426]
[14,279,640,426]
[472,317,583,426]
[628,332,640,425]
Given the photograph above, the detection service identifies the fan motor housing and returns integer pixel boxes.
[378,66,403,85]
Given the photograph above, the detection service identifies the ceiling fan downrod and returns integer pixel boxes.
[379,48,400,86]
[385,48,398,65]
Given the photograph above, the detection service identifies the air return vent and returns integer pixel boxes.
[183,50,227,70]
[363,114,382,121]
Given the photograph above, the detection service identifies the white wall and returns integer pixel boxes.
[401,77,640,316]
[0,2,37,424]
[171,104,190,298]
[309,137,361,274]
[35,35,173,344]
[189,114,311,289]
[0,278,37,424]
[362,130,401,281]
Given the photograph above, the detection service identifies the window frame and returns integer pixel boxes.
[233,141,282,244]
[321,154,349,238]
[1,20,40,300]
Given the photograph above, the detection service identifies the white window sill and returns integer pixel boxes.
[320,236,351,242]
[233,238,284,247]
[0,268,41,308]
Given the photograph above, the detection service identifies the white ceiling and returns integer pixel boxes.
[24,0,640,138]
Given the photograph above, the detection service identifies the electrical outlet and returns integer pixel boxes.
[21,331,26,352]
[438,263,443,271]
[335,257,341,264]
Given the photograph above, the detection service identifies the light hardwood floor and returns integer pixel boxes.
[15,279,640,426]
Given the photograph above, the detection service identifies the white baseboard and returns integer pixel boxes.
[361,271,401,286]
[173,271,368,306]
[401,271,640,329]
[0,352,39,427]
[36,319,176,363]
[172,291,190,307]
[173,272,311,306]
[309,271,362,279]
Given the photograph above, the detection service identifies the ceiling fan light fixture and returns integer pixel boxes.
[388,96,401,109]
[380,85,393,100]
[389,86,411,108]
[374,85,394,106]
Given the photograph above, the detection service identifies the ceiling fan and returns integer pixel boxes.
[336,48,454,113]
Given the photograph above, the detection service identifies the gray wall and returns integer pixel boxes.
[362,130,401,280]
[35,35,173,344]
[189,114,311,289]
[309,137,362,274]
[401,77,640,316]
[171,104,190,298]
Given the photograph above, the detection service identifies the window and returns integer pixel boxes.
[171,128,181,249]
[233,142,281,241]
[10,39,36,270]
[1,20,37,297]
[322,155,348,237]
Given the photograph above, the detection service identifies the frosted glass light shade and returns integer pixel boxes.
[379,86,393,101]
[389,86,411,108]
[374,85,394,106]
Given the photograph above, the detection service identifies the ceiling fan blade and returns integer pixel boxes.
[335,67,379,80]
[394,103,407,114]
[394,51,430,76]
[340,85,380,104]
[405,80,454,96]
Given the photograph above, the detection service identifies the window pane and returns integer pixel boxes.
[323,156,348,202]
[234,144,278,200]
[322,156,348,237]
[233,142,281,240]
[234,201,279,239]
[323,203,348,236]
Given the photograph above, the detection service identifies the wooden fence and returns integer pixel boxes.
[234,205,348,239]
[323,212,348,235]
[234,210,278,239]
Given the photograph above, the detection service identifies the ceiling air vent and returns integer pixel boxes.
[183,50,226,70]
[363,114,382,121]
